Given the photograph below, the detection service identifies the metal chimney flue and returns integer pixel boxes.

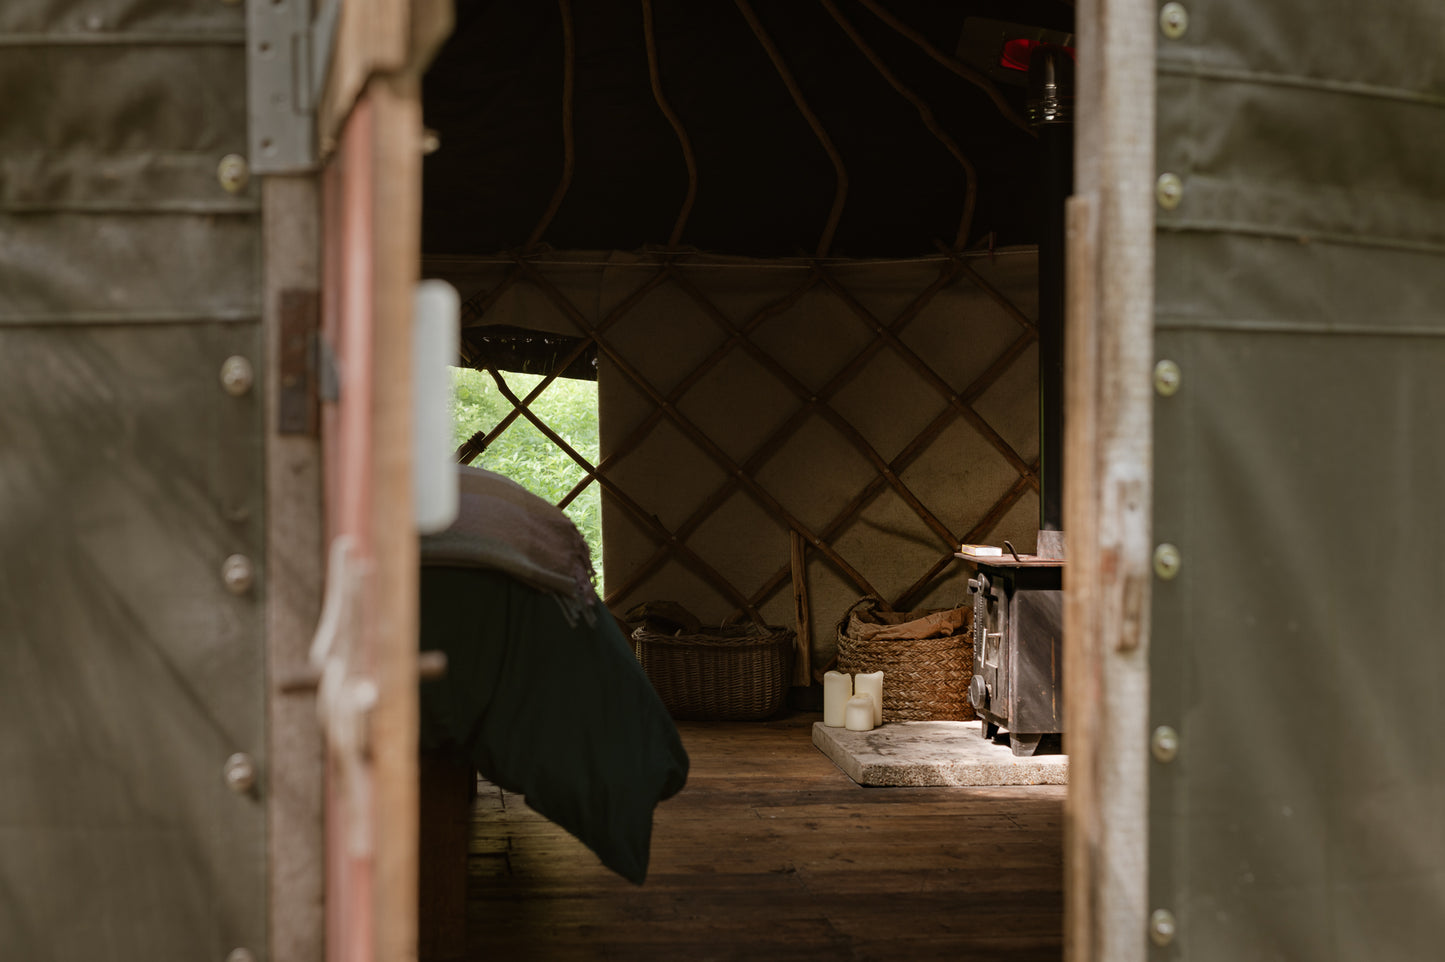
[1027,45,1074,558]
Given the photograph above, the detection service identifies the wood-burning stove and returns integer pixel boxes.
[964,553,1064,756]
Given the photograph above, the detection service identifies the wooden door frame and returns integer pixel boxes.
[325,75,429,962]
[265,174,327,962]
[317,3,453,961]
[272,1,1156,957]
[1062,1,1155,961]
[261,2,453,960]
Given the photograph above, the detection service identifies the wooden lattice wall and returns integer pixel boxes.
[428,248,1040,675]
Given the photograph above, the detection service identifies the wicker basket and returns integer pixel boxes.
[631,624,795,721]
[836,597,974,721]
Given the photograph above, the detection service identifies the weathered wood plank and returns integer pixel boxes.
[263,174,325,962]
[1065,2,1156,960]
[366,77,424,962]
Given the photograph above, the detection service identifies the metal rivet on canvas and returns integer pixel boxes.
[1150,908,1177,946]
[1156,172,1183,210]
[220,355,254,396]
[217,154,250,194]
[224,753,257,794]
[1160,2,1189,39]
[1153,543,1182,580]
[1154,359,1181,397]
[222,554,256,595]
[1151,726,1180,763]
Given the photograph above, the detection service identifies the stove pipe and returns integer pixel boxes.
[1027,46,1075,540]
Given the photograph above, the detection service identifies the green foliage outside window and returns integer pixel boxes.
[451,367,603,590]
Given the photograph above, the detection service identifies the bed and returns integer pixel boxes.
[417,467,688,886]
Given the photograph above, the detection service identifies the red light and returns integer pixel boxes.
[1000,38,1040,72]
[1000,38,1076,72]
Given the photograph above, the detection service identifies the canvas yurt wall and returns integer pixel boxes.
[427,249,1041,673]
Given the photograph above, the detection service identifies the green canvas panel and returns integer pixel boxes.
[0,2,266,959]
[0,323,266,961]
[1150,1,1445,959]
[0,0,245,35]
[0,214,259,323]
[0,44,253,214]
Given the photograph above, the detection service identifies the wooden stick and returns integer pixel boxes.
[526,0,575,248]
[733,0,847,256]
[790,531,812,686]
[819,0,977,248]
[642,0,699,247]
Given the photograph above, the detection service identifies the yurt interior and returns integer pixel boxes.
[418,1,1076,958]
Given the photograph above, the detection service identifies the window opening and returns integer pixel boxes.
[451,364,603,591]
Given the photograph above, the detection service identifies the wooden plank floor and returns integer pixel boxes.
[461,713,1064,961]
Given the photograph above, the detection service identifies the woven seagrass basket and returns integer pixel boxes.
[835,597,974,721]
[631,624,795,721]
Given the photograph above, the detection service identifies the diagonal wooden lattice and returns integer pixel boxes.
[455,253,1040,625]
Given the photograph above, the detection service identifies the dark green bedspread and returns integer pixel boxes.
[418,566,689,884]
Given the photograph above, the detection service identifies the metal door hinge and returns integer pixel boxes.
[248,0,339,173]
[278,289,320,436]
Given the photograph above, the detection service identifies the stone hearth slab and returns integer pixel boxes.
[812,720,1068,787]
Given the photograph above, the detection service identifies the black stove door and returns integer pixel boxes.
[968,571,1008,727]
[1007,588,1064,736]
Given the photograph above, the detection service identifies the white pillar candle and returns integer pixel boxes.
[823,671,852,728]
[854,671,884,726]
[844,694,875,732]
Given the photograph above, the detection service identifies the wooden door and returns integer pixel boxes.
[314,3,449,960]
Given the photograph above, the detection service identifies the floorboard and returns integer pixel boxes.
[458,712,1064,961]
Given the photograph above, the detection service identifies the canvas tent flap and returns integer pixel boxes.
[0,1,258,323]
[0,3,254,215]
[1150,0,1445,958]
[0,0,245,34]
[0,2,267,959]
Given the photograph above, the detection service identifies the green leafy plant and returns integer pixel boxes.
[451,367,603,590]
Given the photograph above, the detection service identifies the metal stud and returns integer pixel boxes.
[1150,908,1177,946]
[1153,543,1181,580]
[1152,725,1180,763]
[226,949,257,962]
[217,154,250,194]
[422,129,441,155]
[1154,359,1181,397]
[222,554,255,595]
[1159,2,1189,40]
[220,356,254,396]
[1156,172,1183,210]
[223,753,257,794]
